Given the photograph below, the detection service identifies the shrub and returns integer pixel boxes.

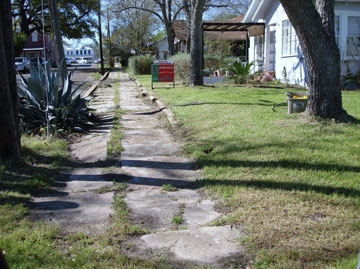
[128,55,155,75]
[17,60,95,134]
[170,53,190,83]
[108,56,115,68]
[204,55,223,73]
[224,61,254,84]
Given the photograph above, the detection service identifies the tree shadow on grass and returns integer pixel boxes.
[175,101,275,107]
[197,158,360,173]
[198,178,360,198]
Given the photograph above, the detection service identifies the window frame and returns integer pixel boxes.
[335,15,341,48]
[282,19,299,57]
[346,15,360,57]
[31,31,38,42]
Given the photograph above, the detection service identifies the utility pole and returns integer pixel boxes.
[98,0,104,75]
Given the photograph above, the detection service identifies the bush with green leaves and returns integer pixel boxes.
[170,53,234,83]
[17,60,95,134]
[170,53,190,83]
[128,55,155,75]
[224,61,254,84]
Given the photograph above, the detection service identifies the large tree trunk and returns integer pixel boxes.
[165,24,175,56]
[158,0,175,56]
[49,0,67,82]
[183,0,191,53]
[279,0,354,122]
[0,0,21,164]
[189,0,206,86]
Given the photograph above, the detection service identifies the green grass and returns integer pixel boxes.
[162,184,178,192]
[90,72,102,81]
[107,77,124,158]
[135,74,360,268]
[171,204,185,228]
[172,215,183,225]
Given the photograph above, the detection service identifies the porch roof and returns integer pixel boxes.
[172,16,265,43]
[202,22,265,40]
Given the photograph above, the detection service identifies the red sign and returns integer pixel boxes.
[158,64,174,82]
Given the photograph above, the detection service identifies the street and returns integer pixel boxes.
[16,64,98,93]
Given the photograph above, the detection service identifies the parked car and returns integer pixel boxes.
[77,58,87,64]
[15,57,30,72]
[30,57,47,67]
[65,58,72,66]
[71,58,77,64]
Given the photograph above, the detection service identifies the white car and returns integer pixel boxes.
[65,58,72,66]
[15,57,30,72]
[77,58,87,64]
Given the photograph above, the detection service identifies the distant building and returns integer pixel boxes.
[64,46,95,63]
[154,37,169,60]
[20,30,56,62]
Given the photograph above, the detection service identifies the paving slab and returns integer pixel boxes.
[141,226,242,263]
[30,72,119,235]
[119,72,246,266]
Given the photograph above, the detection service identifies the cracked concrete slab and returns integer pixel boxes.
[141,226,243,263]
[30,73,119,235]
[119,72,246,266]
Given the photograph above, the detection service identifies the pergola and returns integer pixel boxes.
[202,20,265,62]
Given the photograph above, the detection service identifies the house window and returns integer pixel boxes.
[347,16,360,57]
[88,50,91,55]
[32,31,38,42]
[80,50,83,55]
[335,15,341,47]
[255,35,264,60]
[76,50,79,55]
[282,20,298,56]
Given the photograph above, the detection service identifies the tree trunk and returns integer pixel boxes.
[48,0,67,82]
[158,0,175,56]
[189,0,206,86]
[183,0,191,53]
[279,0,354,122]
[165,24,175,56]
[0,0,21,164]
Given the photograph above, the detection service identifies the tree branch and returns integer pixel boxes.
[114,6,164,23]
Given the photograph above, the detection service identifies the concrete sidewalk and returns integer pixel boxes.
[30,72,118,235]
[119,72,247,267]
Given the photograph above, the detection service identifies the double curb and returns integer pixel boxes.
[81,70,111,98]
[132,79,177,127]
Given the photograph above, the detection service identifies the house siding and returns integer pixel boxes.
[247,0,360,87]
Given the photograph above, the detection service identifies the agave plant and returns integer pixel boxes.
[17,59,95,133]
[224,61,254,84]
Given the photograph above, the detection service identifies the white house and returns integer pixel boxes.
[154,37,170,60]
[64,46,95,63]
[243,0,360,87]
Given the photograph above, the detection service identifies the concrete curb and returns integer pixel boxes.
[81,70,111,98]
[132,78,177,127]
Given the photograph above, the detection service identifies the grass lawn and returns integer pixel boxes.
[135,75,360,268]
